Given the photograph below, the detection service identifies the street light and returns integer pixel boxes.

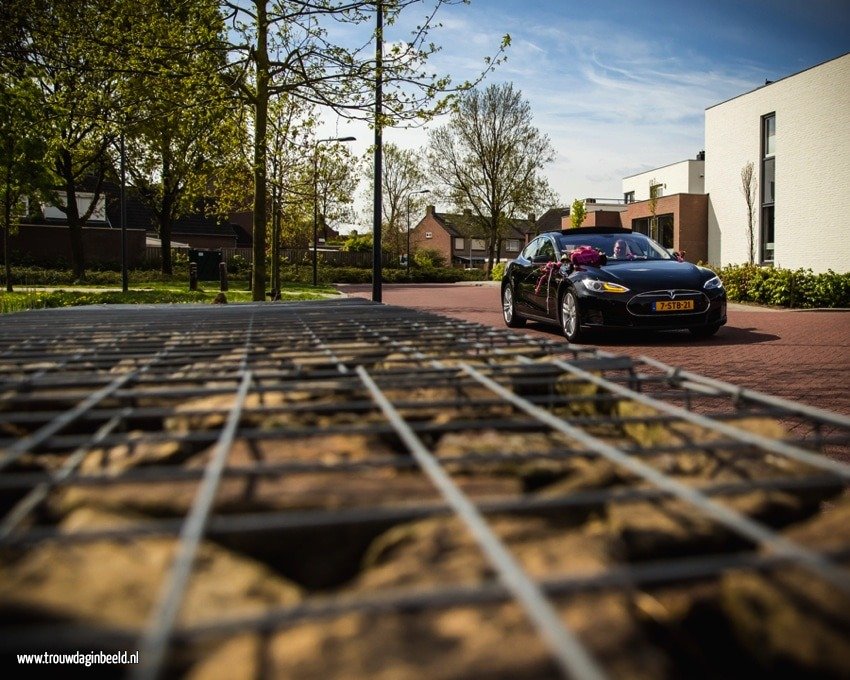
[313,136,356,286]
[406,189,430,274]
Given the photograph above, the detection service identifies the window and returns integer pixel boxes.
[506,239,520,252]
[650,183,664,199]
[471,239,486,251]
[536,238,556,262]
[624,191,635,204]
[764,114,776,157]
[424,231,433,239]
[520,238,543,261]
[631,214,673,248]
[760,113,776,262]
[761,206,775,263]
[631,217,649,236]
[762,157,775,204]
[454,237,464,250]
[656,214,674,249]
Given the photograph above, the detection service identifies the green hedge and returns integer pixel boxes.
[1,266,190,286]
[0,289,212,314]
[271,264,487,284]
[717,264,850,308]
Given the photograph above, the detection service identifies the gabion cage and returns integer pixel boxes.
[1,299,848,679]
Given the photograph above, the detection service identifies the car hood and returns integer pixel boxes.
[592,260,709,289]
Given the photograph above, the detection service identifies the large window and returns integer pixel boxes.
[631,213,674,248]
[761,113,776,263]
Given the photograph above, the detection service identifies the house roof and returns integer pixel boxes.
[431,211,534,239]
[535,208,570,233]
[103,194,240,239]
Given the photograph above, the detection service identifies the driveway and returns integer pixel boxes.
[337,282,850,417]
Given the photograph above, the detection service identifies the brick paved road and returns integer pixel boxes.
[338,283,850,417]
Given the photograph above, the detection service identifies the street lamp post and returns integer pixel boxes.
[406,189,430,275]
[313,136,355,286]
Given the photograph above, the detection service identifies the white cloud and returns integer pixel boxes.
[317,2,775,215]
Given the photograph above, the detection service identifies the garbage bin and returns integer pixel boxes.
[188,249,223,281]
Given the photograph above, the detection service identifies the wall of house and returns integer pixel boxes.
[4,224,147,267]
[42,192,107,223]
[410,210,452,264]
[676,194,709,264]
[622,159,705,200]
[705,53,850,272]
[620,194,708,264]
[583,210,623,228]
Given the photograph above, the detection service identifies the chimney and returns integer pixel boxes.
[426,204,435,216]
[527,213,536,223]
[696,150,706,161]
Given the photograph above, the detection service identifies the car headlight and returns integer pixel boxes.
[703,275,723,290]
[581,279,630,294]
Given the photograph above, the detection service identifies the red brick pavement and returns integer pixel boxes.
[338,283,850,417]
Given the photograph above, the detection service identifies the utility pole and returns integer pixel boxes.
[372,0,383,301]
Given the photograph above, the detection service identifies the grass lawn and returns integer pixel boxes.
[0,281,341,314]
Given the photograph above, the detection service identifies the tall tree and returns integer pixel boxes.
[741,161,757,265]
[25,0,119,280]
[316,144,359,241]
[117,0,239,275]
[648,177,660,240]
[569,198,586,228]
[363,142,426,259]
[427,82,556,274]
[220,0,508,299]
[0,71,54,291]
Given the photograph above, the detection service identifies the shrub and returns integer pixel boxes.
[413,248,446,268]
[715,263,850,308]
[491,262,506,281]
[341,234,373,252]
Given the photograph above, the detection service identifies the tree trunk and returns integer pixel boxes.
[251,1,270,301]
[159,148,174,275]
[159,213,173,275]
[3,191,12,293]
[54,149,86,280]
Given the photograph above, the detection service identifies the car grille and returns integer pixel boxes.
[627,289,709,316]
[0,299,848,680]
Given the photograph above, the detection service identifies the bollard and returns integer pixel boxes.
[189,262,198,291]
[219,262,228,292]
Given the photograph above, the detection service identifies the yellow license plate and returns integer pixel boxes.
[654,299,694,312]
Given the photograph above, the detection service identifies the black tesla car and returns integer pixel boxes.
[501,227,726,342]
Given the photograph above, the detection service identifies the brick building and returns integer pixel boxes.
[409,206,536,267]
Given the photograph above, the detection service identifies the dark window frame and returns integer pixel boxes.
[760,112,776,263]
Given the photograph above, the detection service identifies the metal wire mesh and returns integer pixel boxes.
[1,299,848,679]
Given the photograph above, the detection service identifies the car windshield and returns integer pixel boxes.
[555,232,672,261]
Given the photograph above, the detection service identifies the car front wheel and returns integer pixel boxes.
[502,284,526,328]
[560,289,583,342]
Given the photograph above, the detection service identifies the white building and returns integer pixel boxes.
[705,52,850,273]
[622,156,705,204]
[41,192,107,223]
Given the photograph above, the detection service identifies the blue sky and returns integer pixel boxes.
[323,0,850,212]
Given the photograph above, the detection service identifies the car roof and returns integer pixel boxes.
[556,227,632,236]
